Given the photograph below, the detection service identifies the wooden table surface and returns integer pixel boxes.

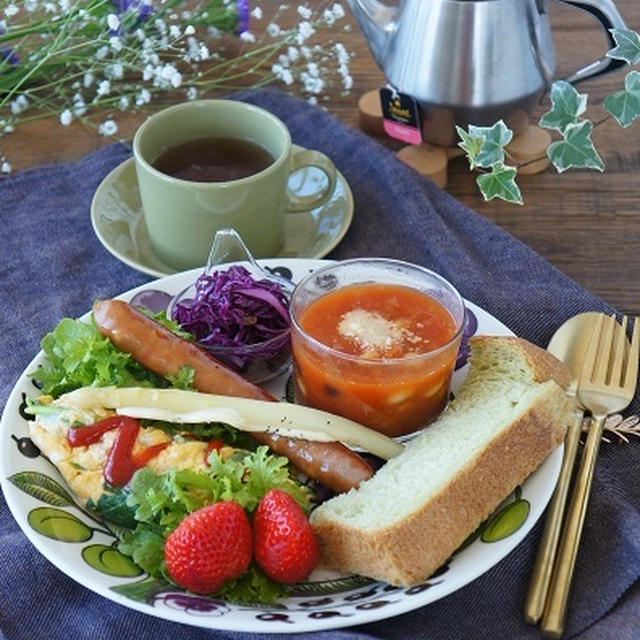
[4,0,639,315]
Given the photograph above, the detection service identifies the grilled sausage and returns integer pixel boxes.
[93,299,374,492]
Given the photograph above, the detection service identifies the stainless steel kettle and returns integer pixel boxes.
[347,0,628,146]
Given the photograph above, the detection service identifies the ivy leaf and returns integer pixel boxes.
[476,163,523,205]
[547,121,604,173]
[604,70,640,128]
[606,28,640,65]
[456,125,485,170]
[468,120,513,167]
[539,81,588,133]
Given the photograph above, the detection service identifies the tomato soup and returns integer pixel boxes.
[291,282,462,436]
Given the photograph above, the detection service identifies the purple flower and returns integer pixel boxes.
[235,0,250,34]
[112,0,153,21]
[1,47,19,65]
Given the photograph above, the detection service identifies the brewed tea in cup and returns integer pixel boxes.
[133,100,336,271]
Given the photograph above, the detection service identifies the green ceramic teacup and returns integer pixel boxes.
[133,100,337,270]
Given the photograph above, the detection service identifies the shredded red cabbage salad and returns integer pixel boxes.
[172,266,291,358]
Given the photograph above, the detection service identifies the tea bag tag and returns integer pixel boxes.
[379,87,422,145]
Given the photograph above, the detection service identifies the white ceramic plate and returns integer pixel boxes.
[1,259,562,633]
[90,149,354,278]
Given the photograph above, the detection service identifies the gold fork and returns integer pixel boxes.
[541,314,639,638]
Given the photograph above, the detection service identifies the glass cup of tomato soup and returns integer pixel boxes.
[290,259,465,437]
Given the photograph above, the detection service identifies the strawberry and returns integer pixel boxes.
[164,501,252,594]
[253,488,320,583]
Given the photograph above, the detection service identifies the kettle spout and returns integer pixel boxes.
[345,0,396,67]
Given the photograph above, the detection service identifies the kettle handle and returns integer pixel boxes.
[554,0,628,83]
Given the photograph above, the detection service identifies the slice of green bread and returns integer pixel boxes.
[309,335,572,586]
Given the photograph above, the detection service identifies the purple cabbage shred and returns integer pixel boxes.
[172,266,291,359]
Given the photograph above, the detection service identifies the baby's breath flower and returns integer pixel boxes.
[96,80,111,97]
[107,14,120,32]
[1,160,11,174]
[98,119,118,136]
[136,89,151,105]
[0,0,354,170]
[296,21,315,44]
[332,3,346,19]
[10,95,28,115]
[288,46,299,62]
[59,109,73,126]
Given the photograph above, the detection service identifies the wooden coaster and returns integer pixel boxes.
[506,125,552,175]
[358,89,386,137]
[396,143,449,188]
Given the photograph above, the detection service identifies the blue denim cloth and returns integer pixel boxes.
[1,88,638,640]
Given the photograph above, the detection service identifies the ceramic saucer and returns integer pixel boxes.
[90,146,354,278]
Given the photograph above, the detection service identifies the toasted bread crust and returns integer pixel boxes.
[470,335,572,389]
[310,336,572,586]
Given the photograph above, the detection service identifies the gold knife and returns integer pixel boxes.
[524,313,601,624]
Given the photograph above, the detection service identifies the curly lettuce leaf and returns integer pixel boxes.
[117,446,312,603]
[31,317,167,396]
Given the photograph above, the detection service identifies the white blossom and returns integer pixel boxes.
[119,96,130,109]
[1,160,11,174]
[169,24,181,39]
[251,7,262,19]
[323,9,336,26]
[266,23,281,37]
[184,25,195,36]
[186,86,198,100]
[72,94,87,116]
[287,46,299,62]
[98,119,118,136]
[96,80,111,96]
[136,88,152,105]
[4,5,19,17]
[296,21,315,44]
[332,3,346,19]
[96,46,109,60]
[83,72,94,88]
[107,13,120,31]
[334,42,350,65]
[10,95,28,115]
[59,109,73,126]
[297,6,312,19]
[107,63,124,79]
[342,74,353,90]
[240,31,255,43]
[110,36,123,52]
